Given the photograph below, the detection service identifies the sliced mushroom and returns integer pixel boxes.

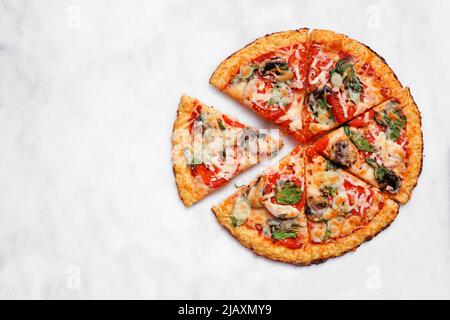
[329,140,357,168]
[379,171,402,194]
[260,58,292,82]
[305,199,329,222]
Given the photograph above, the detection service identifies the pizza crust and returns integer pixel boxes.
[172,95,211,207]
[209,29,309,92]
[393,89,423,204]
[212,191,399,265]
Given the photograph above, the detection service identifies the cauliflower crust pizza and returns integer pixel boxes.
[172,29,423,265]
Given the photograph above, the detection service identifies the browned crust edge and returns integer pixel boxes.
[171,95,211,207]
[392,88,424,204]
[209,29,309,91]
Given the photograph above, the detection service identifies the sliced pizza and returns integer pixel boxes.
[304,149,399,263]
[313,88,422,204]
[302,29,404,142]
[212,147,399,265]
[210,29,308,141]
[212,146,311,264]
[172,95,283,207]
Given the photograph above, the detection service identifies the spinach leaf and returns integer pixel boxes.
[330,59,351,77]
[366,158,390,181]
[271,231,297,240]
[330,59,363,93]
[375,109,406,141]
[275,181,303,205]
[344,125,375,152]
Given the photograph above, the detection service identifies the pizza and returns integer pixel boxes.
[172,95,283,207]
[173,29,423,265]
[210,29,403,142]
[312,88,422,204]
[212,147,399,265]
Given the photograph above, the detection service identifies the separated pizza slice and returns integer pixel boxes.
[210,29,308,141]
[302,29,404,142]
[212,146,312,264]
[313,88,422,204]
[172,95,283,207]
[304,149,399,262]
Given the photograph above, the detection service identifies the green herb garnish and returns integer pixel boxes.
[275,181,303,205]
[322,186,337,197]
[271,231,297,240]
[344,125,375,152]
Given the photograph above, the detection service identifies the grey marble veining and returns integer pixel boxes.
[0,0,449,299]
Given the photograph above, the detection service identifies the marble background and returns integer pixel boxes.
[0,0,449,299]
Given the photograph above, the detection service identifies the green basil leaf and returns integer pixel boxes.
[275,181,303,205]
[318,99,328,110]
[351,134,375,152]
[271,231,297,241]
[343,125,351,136]
[365,158,390,182]
[345,126,375,152]
[323,186,337,197]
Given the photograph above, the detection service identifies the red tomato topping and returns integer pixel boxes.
[343,180,374,215]
[348,110,375,128]
[222,115,245,128]
[191,164,228,189]
[327,93,356,124]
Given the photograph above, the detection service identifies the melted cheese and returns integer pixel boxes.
[276,95,303,131]
[369,126,406,168]
[263,196,300,219]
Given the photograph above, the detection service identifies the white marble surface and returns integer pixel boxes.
[0,0,449,299]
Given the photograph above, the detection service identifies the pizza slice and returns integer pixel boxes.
[210,29,308,141]
[304,149,399,262]
[312,88,422,204]
[302,29,404,142]
[212,146,311,264]
[172,95,283,207]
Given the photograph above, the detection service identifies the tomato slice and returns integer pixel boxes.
[191,164,228,189]
[327,93,356,124]
[313,135,329,153]
[222,115,245,129]
[189,104,202,133]
[349,110,374,128]
[275,237,303,249]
